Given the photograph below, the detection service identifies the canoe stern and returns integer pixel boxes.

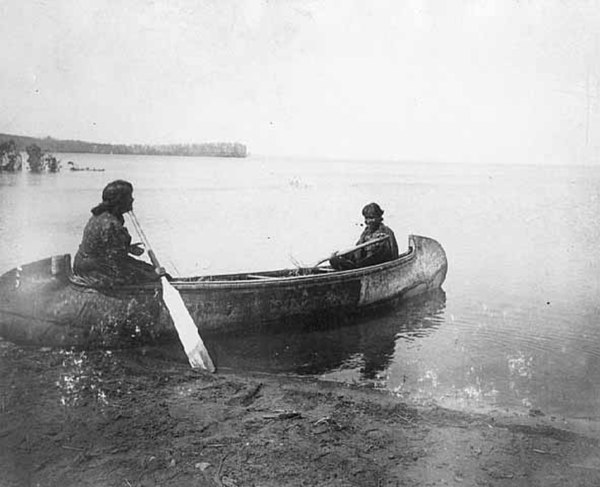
[0,255,169,348]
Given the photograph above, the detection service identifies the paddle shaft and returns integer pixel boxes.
[314,235,390,267]
[127,212,162,273]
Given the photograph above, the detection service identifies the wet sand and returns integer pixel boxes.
[1,340,600,487]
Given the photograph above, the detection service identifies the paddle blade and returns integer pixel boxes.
[160,277,215,372]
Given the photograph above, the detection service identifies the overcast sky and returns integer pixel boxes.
[1,0,599,164]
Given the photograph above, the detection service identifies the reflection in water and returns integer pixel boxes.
[204,289,447,380]
[44,290,447,413]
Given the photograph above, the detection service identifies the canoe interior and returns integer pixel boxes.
[176,265,338,283]
[173,246,415,283]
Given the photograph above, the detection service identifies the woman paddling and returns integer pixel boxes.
[73,180,160,287]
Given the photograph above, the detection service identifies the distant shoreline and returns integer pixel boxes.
[0,133,247,158]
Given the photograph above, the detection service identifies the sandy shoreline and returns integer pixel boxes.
[2,341,600,487]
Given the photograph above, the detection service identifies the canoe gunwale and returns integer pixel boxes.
[173,243,417,290]
[63,235,422,293]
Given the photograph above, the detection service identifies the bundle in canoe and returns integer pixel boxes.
[0,235,447,348]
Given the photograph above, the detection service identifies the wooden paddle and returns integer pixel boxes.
[313,235,390,267]
[128,211,215,372]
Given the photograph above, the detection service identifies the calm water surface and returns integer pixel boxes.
[1,153,599,420]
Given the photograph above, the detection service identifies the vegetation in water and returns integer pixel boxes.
[26,144,44,172]
[0,140,23,172]
[25,143,61,173]
[43,153,61,173]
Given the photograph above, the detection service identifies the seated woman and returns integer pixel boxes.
[330,202,399,270]
[73,180,160,287]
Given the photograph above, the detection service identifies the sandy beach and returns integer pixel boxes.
[2,340,600,487]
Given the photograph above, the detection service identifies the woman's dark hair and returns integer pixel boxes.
[362,202,384,219]
[91,180,133,217]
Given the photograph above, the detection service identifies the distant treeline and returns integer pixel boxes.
[0,133,248,158]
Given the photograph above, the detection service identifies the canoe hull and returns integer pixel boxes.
[0,235,447,348]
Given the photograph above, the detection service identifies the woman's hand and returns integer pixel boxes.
[129,242,145,256]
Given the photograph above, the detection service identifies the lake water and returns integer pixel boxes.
[1,153,599,421]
